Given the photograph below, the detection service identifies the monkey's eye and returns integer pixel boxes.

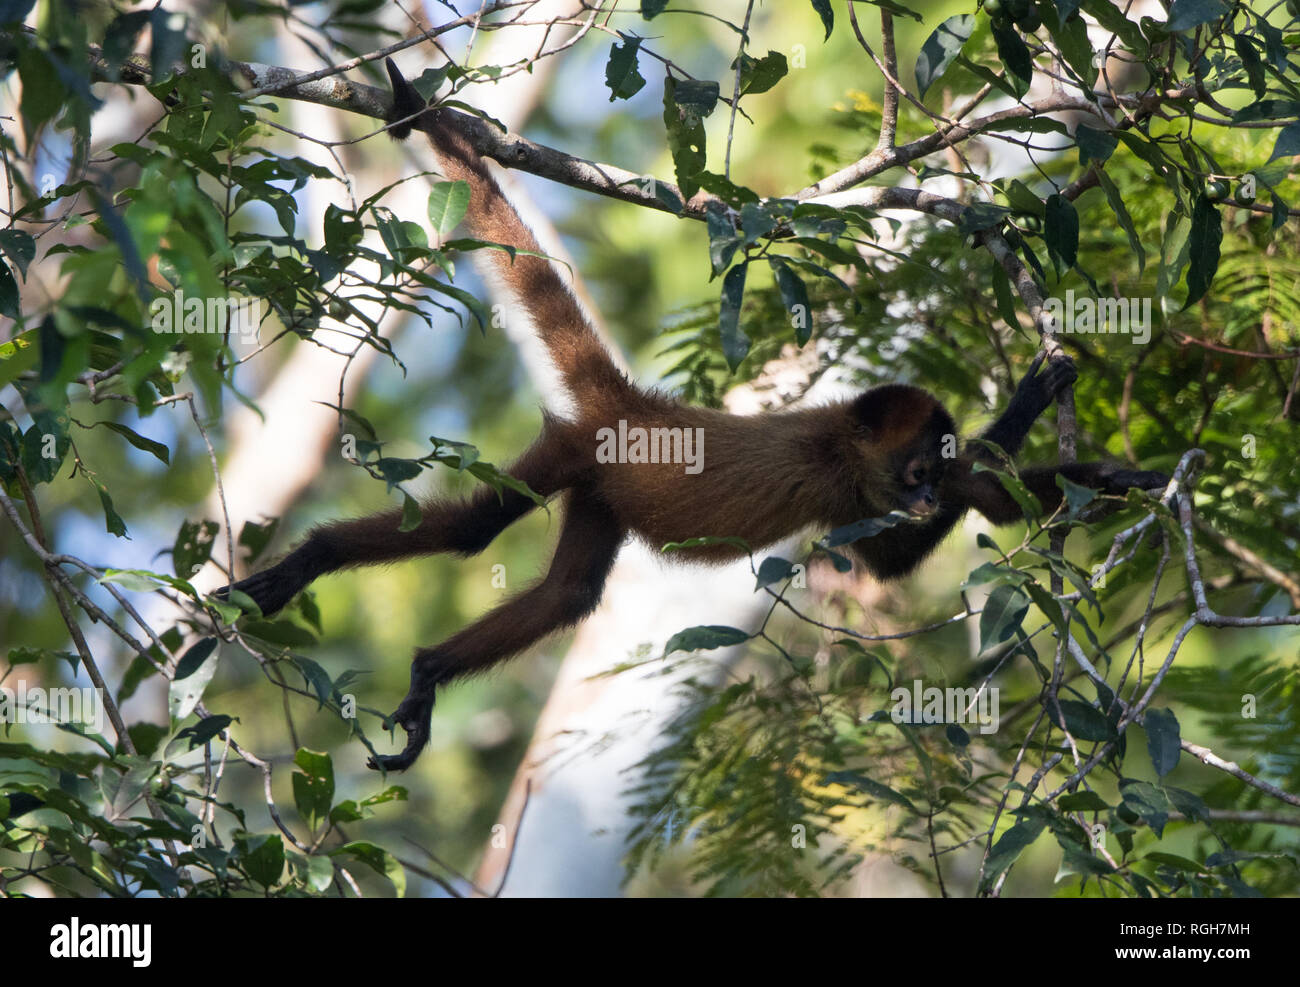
[903,463,927,486]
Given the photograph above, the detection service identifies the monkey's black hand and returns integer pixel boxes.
[1010,351,1078,421]
[982,352,1079,458]
[367,693,435,772]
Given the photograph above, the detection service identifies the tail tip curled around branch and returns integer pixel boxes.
[385,56,425,141]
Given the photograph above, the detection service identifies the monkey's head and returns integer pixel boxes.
[850,385,957,519]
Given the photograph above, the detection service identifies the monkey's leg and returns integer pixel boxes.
[223,433,575,616]
[368,488,624,772]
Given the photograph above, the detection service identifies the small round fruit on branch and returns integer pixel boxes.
[1204,178,1230,203]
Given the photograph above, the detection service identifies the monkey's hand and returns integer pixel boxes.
[1009,351,1078,422]
[367,692,434,772]
[980,351,1078,459]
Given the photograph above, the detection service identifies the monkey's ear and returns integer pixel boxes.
[850,385,902,435]
[385,57,426,141]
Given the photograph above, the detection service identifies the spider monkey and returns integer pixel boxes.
[222,60,1167,772]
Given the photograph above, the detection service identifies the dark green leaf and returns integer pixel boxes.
[605,36,646,101]
[718,261,750,371]
[1166,0,1228,32]
[1075,123,1117,167]
[769,258,812,345]
[991,21,1033,90]
[810,0,833,40]
[916,14,974,99]
[173,519,218,579]
[1044,193,1079,274]
[292,748,335,832]
[1047,699,1115,741]
[664,625,751,655]
[1096,169,1145,273]
[1144,707,1181,777]
[979,584,1031,652]
[732,50,788,96]
[1183,193,1222,308]
[755,555,795,589]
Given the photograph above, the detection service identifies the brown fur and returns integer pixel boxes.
[222,62,1167,771]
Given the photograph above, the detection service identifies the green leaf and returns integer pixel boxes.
[1059,790,1111,812]
[810,0,833,40]
[1057,473,1098,517]
[175,637,218,680]
[1233,33,1266,99]
[718,261,750,371]
[664,625,751,656]
[1044,194,1079,274]
[991,21,1033,91]
[426,180,470,235]
[1166,0,1228,32]
[755,556,795,589]
[169,640,220,722]
[824,770,918,813]
[1046,699,1115,741]
[822,511,909,547]
[1267,121,1300,164]
[331,841,406,897]
[292,748,335,832]
[1075,123,1117,167]
[1144,708,1181,777]
[769,257,812,345]
[991,263,1021,331]
[240,833,286,889]
[92,479,129,538]
[604,36,646,102]
[173,713,233,751]
[0,328,38,389]
[1183,193,1222,308]
[663,76,708,200]
[978,584,1030,652]
[732,50,788,96]
[915,14,974,99]
[376,456,422,492]
[1053,10,1096,83]
[1096,169,1145,274]
[399,493,422,532]
[0,229,35,278]
[172,519,218,579]
[982,816,1046,889]
[98,421,171,465]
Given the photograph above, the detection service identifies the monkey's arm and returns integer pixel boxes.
[221,435,572,616]
[953,354,1167,524]
[371,486,624,771]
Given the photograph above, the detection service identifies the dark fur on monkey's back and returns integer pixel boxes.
[219,62,1167,771]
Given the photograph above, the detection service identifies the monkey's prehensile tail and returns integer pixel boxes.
[384,58,624,403]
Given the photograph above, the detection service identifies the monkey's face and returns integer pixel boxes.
[895,446,946,519]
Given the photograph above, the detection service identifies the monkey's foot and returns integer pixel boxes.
[367,694,435,772]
